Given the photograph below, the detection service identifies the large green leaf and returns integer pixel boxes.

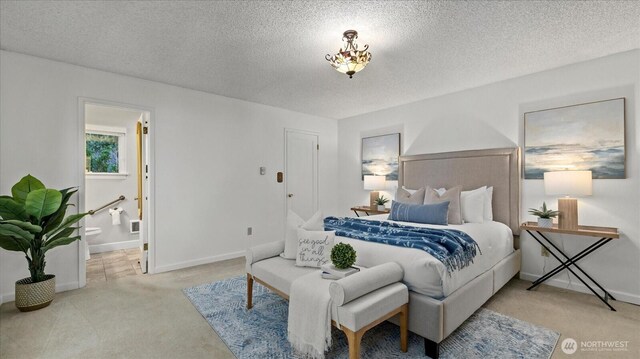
[25,189,62,220]
[43,235,80,253]
[46,226,77,243]
[0,223,34,241]
[0,235,28,252]
[48,213,87,239]
[0,220,42,234]
[42,188,77,232]
[11,175,45,204]
[0,198,27,221]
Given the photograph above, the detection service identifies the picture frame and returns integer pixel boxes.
[361,133,401,180]
[524,98,625,179]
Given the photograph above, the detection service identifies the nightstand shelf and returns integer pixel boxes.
[520,222,619,311]
[350,206,390,217]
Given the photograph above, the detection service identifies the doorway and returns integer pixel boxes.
[78,98,154,286]
[285,129,319,219]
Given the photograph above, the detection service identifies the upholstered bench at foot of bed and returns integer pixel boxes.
[247,256,317,307]
[329,262,409,359]
[246,250,410,359]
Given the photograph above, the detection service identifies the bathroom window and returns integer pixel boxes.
[85,125,127,178]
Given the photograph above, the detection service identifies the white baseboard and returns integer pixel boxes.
[1,281,79,304]
[520,272,640,306]
[154,250,245,273]
[89,240,139,254]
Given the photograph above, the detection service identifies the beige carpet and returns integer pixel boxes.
[1,257,638,358]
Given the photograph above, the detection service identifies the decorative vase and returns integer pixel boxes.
[377,205,385,211]
[15,275,55,312]
[537,218,553,228]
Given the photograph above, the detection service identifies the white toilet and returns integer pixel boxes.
[85,227,102,260]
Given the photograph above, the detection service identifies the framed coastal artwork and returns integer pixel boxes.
[361,133,401,180]
[524,98,625,179]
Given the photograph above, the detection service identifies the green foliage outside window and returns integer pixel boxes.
[86,133,119,173]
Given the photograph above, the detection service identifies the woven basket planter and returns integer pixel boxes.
[15,275,55,312]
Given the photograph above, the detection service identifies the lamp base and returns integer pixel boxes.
[558,197,578,230]
[369,191,379,210]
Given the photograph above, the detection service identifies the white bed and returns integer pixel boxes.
[335,214,514,298]
[248,147,521,358]
[379,148,521,358]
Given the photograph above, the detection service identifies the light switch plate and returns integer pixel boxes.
[259,167,266,175]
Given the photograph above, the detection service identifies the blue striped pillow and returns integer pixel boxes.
[388,200,450,225]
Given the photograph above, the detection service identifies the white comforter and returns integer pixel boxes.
[335,214,514,298]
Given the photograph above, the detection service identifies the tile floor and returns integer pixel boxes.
[86,248,143,285]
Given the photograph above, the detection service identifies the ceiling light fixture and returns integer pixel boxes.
[325,30,371,79]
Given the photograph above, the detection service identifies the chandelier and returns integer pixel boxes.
[325,30,371,79]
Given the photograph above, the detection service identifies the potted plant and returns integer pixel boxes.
[330,243,357,269]
[375,195,389,211]
[0,175,88,311]
[528,202,559,228]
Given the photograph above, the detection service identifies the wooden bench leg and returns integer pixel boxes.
[399,303,408,352]
[343,327,363,359]
[246,273,253,309]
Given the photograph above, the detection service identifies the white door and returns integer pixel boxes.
[137,115,151,273]
[285,130,318,219]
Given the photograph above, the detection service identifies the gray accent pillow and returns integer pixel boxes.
[395,187,425,204]
[424,186,463,225]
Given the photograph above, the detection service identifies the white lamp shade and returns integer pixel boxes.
[363,175,386,190]
[544,171,593,196]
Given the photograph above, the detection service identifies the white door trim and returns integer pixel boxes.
[77,97,157,286]
[284,128,319,217]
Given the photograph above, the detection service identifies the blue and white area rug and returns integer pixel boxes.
[183,276,559,359]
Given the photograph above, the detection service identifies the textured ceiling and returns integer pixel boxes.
[1,1,639,119]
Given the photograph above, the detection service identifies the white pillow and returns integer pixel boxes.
[460,186,486,223]
[484,186,494,221]
[295,228,335,268]
[281,210,324,259]
[303,210,324,231]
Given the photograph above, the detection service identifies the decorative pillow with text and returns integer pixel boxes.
[281,210,324,259]
[295,228,335,268]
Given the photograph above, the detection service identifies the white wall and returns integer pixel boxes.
[0,50,339,301]
[337,50,640,304]
[85,104,141,251]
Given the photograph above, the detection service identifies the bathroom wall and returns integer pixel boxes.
[85,104,142,252]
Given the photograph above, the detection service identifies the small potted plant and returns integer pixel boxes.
[528,202,559,228]
[0,175,88,311]
[375,195,389,211]
[330,243,357,269]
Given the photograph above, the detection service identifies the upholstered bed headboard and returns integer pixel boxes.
[399,147,521,235]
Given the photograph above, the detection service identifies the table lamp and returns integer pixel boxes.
[544,170,592,230]
[363,175,386,209]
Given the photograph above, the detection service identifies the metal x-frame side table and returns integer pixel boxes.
[521,222,619,311]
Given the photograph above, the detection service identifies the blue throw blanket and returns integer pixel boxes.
[324,217,481,274]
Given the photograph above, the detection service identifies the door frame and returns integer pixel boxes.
[284,128,319,217]
[77,97,157,286]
